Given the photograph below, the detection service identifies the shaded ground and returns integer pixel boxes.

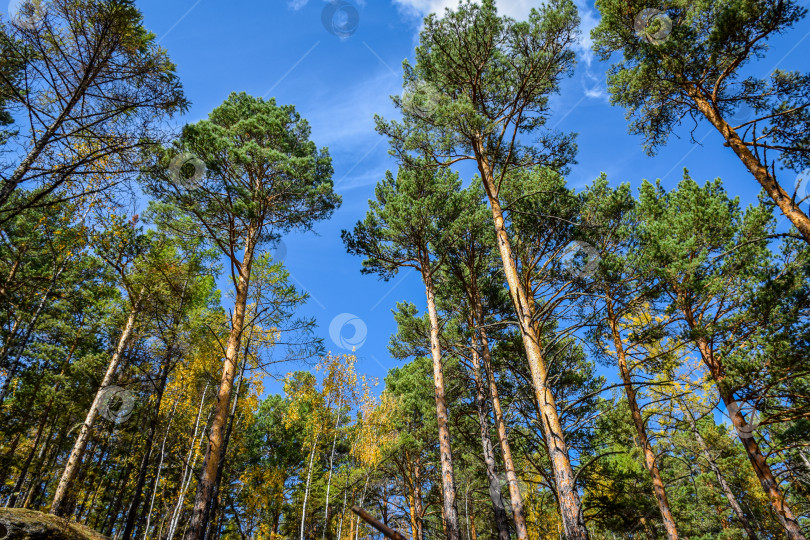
[0,508,108,540]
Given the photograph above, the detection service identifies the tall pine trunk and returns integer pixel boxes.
[691,330,805,540]
[476,160,588,540]
[680,399,759,540]
[206,359,247,540]
[185,229,256,539]
[422,270,462,540]
[467,320,511,540]
[606,297,679,539]
[473,292,529,540]
[50,295,142,516]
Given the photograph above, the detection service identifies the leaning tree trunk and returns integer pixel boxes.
[686,86,810,244]
[185,229,257,540]
[50,294,142,516]
[476,156,589,540]
[606,297,679,540]
[690,330,805,540]
[681,400,759,540]
[422,268,462,540]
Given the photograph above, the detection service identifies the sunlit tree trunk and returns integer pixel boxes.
[186,228,256,539]
[687,86,810,243]
[690,325,804,540]
[206,356,247,540]
[680,400,758,540]
[50,295,142,516]
[422,268,461,540]
[476,155,588,540]
[606,297,679,539]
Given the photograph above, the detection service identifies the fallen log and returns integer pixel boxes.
[350,505,410,540]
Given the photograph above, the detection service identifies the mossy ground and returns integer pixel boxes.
[0,508,108,540]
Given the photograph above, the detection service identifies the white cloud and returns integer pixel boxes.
[392,0,535,20]
[573,0,600,66]
[287,0,309,10]
[287,0,366,11]
[581,62,607,100]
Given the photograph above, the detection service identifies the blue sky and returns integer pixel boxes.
[131,0,810,393]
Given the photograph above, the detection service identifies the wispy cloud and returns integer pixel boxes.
[573,0,600,67]
[582,68,607,100]
[392,0,535,21]
[301,70,399,189]
[306,72,399,147]
[288,0,366,11]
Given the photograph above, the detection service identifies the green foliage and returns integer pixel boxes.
[592,0,810,170]
[377,0,580,181]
